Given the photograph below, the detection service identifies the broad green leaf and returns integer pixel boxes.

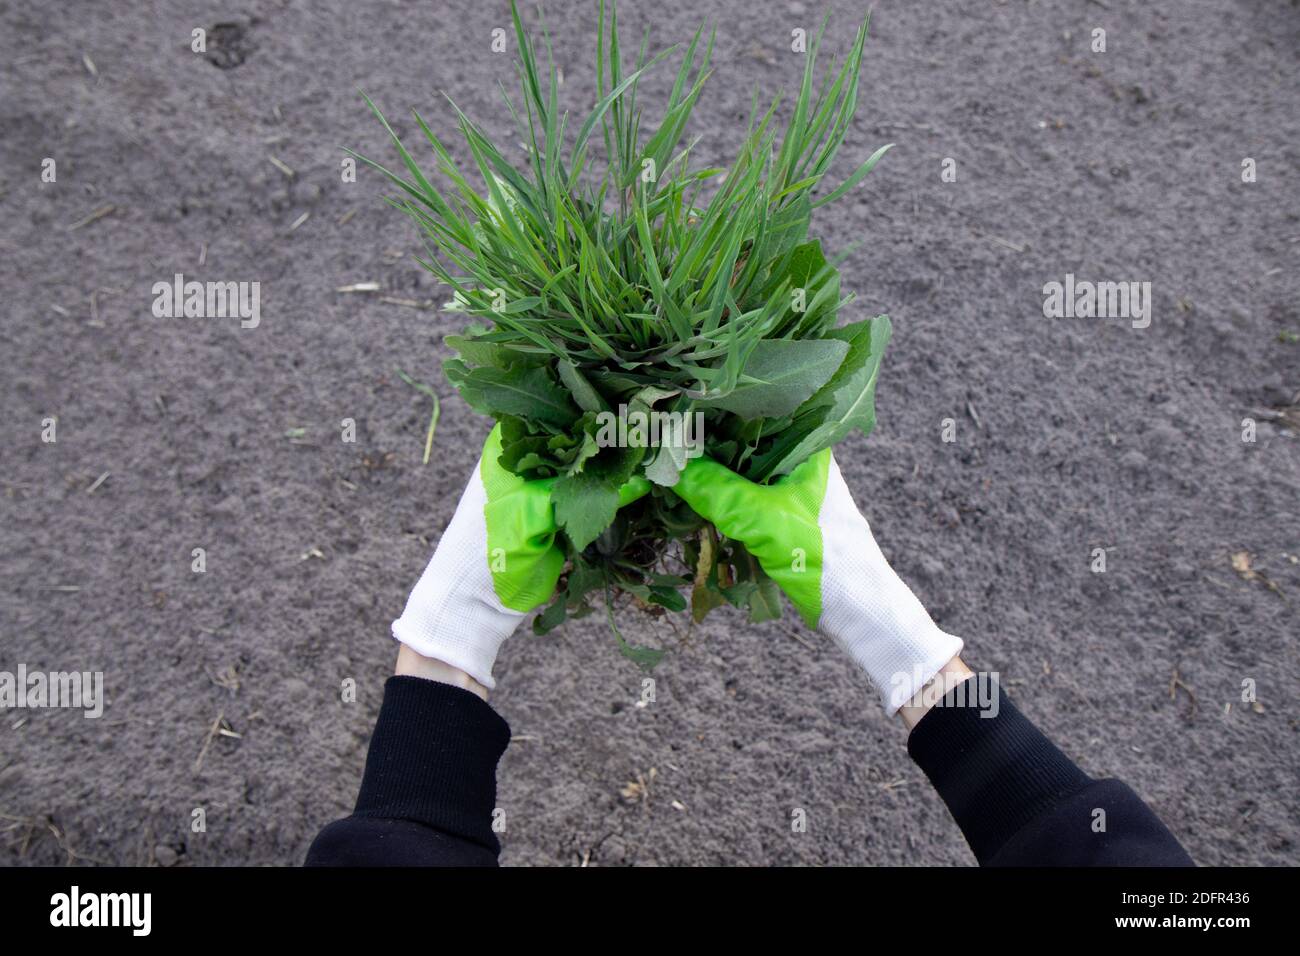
[557,359,608,413]
[552,469,622,551]
[749,314,892,479]
[815,313,891,432]
[445,333,520,369]
[787,240,828,289]
[697,338,849,419]
[451,363,578,427]
[647,585,687,611]
[551,442,642,550]
[533,596,567,633]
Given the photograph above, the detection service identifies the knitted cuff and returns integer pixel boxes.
[353,676,511,855]
[907,679,1091,864]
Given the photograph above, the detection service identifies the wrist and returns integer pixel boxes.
[898,654,973,730]
[395,643,490,701]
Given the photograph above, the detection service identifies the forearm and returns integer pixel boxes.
[903,665,1192,867]
[305,669,509,867]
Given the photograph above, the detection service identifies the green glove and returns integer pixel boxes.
[481,425,650,611]
[673,450,964,713]
[392,424,649,688]
[674,451,831,628]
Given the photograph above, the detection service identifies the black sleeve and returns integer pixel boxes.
[906,680,1193,867]
[305,676,510,867]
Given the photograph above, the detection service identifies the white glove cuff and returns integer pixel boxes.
[818,459,964,713]
[390,465,524,689]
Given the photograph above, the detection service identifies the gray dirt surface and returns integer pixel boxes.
[1,0,1297,867]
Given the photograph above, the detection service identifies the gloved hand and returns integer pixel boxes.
[673,450,962,712]
[392,424,648,689]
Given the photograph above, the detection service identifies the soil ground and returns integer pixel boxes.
[1,0,1297,866]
